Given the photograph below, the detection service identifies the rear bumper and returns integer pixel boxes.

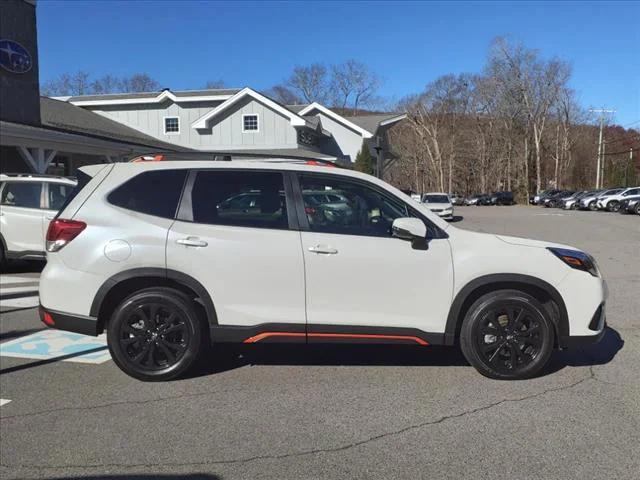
[39,304,99,336]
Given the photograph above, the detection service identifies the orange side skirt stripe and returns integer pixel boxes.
[243,332,429,346]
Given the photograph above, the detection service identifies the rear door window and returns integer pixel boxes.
[47,182,75,210]
[0,182,43,209]
[190,170,288,230]
[108,169,187,218]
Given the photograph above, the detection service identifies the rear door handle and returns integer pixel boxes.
[308,245,338,254]
[176,237,208,247]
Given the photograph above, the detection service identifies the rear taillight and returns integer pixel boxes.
[46,218,86,252]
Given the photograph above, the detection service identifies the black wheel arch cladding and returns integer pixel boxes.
[444,273,569,346]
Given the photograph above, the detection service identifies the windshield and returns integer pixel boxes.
[422,194,449,203]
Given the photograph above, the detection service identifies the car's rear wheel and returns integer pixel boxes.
[607,200,620,212]
[460,290,555,380]
[107,287,205,381]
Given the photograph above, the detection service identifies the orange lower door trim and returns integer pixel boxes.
[243,331,428,346]
[243,332,306,344]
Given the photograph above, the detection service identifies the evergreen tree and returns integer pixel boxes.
[354,141,374,174]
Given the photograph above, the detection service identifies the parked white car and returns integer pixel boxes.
[596,187,640,212]
[39,161,606,381]
[421,193,454,220]
[0,173,76,264]
[579,188,621,211]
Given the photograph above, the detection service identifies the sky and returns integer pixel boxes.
[37,0,640,126]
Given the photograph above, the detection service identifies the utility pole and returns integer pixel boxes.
[590,108,616,188]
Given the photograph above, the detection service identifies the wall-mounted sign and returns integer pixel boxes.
[0,39,32,74]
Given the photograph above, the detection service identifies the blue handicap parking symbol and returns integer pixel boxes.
[0,330,111,364]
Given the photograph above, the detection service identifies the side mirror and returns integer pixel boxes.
[392,217,427,241]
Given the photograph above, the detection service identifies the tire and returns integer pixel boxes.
[635,203,640,215]
[588,200,598,211]
[107,287,206,381]
[571,202,580,210]
[459,290,555,380]
[607,201,620,212]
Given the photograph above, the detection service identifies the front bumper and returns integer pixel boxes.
[39,304,100,336]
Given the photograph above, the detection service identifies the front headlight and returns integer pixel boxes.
[547,247,600,277]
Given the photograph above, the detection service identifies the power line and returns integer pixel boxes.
[602,146,640,156]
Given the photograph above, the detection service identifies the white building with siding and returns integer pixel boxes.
[56,87,406,166]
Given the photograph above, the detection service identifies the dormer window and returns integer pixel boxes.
[164,117,180,134]
[242,114,259,132]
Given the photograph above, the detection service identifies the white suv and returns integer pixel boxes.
[0,173,76,265]
[596,187,640,212]
[421,193,454,220]
[39,161,607,381]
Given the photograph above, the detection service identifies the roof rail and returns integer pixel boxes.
[0,173,69,180]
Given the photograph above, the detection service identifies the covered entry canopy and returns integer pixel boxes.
[1,98,191,175]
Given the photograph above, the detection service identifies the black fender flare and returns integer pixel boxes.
[444,273,569,346]
[90,267,217,325]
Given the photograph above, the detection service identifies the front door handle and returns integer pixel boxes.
[176,237,208,247]
[308,245,338,255]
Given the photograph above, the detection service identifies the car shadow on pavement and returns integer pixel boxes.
[187,343,470,378]
[187,327,624,379]
[0,327,43,342]
[41,475,221,480]
[449,215,464,222]
[543,326,624,375]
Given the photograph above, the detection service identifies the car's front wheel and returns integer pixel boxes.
[607,200,620,212]
[588,200,598,211]
[635,203,640,215]
[460,290,555,380]
[107,287,206,381]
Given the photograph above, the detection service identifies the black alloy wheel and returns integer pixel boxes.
[460,290,555,380]
[107,287,205,381]
[608,200,620,212]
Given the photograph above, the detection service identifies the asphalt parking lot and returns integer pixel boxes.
[1,206,638,480]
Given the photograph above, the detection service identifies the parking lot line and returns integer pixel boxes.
[0,295,39,310]
[0,399,11,407]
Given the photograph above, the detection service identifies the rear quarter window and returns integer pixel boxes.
[108,170,187,219]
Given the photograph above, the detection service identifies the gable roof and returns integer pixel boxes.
[191,87,306,129]
[298,103,374,138]
[60,88,240,106]
[40,97,189,151]
[343,113,407,135]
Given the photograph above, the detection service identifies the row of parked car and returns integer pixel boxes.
[461,191,515,206]
[530,187,640,214]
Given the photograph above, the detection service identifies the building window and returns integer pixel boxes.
[242,114,259,132]
[164,117,180,134]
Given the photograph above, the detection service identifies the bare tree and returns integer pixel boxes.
[287,63,330,104]
[42,71,161,96]
[490,38,570,193]
[121,73,160,93]
[331,59,380,114]
[265,84,302,104]
[41,71,91,96]
[204,79,226,89]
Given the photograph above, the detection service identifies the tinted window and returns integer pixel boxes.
[108,170,187,218]
[0,182,42,209]
[53,171,91,218]
[422,194,449,203]
[624,188,640,196]
[48,183,75,210]
[191,171,288,229]
[300,174,408,237]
